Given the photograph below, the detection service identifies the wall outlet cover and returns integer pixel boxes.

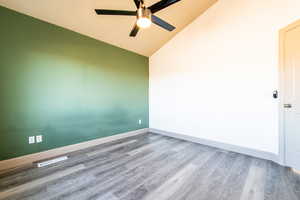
[29,136,35,144]
[36,135,43,143]
[138,119,142,125]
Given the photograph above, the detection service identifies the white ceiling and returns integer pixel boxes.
[0,0,217,56]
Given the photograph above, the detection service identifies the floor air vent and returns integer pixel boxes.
[37,156,68,168]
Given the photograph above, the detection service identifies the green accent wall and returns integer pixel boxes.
[0,6,149,161]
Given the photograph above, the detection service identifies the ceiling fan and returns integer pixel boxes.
[95,0,181,37]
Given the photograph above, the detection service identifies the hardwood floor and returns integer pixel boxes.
[0,133,299,200]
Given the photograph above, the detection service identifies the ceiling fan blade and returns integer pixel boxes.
[130,24,140,37]
[152,15,175,31]
[95,9,136,16]
[133,0,144,8]
[148,0,181,13]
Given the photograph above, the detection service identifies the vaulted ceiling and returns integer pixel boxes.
[0,0,217,56]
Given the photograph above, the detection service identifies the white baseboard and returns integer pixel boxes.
[150,128,281,165]
[0,128,149,172]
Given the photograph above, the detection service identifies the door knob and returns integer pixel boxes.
[284,104,292,108]
[273,90,278,99]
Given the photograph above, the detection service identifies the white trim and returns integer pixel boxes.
[150,128,282,165]
[278,19,300,167]
[278,25,287,166]
[0,128,149,173]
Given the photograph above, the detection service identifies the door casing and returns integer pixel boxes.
[278,19,300,167]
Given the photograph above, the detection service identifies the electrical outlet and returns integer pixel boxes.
[36,135,43,143]
[138,119,142,125]
[29,136,35,144]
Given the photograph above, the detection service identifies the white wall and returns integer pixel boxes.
[149,0,300,154]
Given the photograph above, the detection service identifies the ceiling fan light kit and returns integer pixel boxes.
[137,8,152,29]
[95,0,181,37]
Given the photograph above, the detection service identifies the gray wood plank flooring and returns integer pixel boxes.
[0,132,299,200]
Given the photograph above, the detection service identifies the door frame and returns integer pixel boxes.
[278,19,300,166]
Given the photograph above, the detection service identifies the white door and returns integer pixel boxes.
[283,21,300,170]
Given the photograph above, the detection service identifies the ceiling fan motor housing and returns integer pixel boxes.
[137,7,152,20]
